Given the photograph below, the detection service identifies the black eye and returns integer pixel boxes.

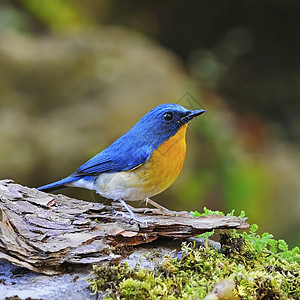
[163,112,174,121]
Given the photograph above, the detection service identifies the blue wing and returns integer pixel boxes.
[75,133,152,175]
[38,132,152,193]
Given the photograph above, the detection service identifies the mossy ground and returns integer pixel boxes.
[88,210,300,300]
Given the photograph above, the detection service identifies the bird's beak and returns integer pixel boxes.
[187,109,206,119]
[180,109,206,123]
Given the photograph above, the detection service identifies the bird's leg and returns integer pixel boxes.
[117,199,149,224]
[145,198,171,214]
[145,198,191,217]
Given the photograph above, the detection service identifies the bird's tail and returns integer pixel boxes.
[37,176,78,193]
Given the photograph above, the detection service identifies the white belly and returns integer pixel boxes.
[69,172,155,201]
[94,171,155,200]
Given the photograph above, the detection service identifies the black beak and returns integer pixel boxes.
[180,109,206,124]
[187,109,206,119]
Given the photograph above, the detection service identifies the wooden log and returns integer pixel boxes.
[0,179,249,274]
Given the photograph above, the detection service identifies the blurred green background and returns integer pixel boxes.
[0,0,299,246]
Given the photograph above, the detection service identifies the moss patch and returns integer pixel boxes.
[88,212,300,300]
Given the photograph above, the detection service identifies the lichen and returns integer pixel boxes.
[87,211,300,300]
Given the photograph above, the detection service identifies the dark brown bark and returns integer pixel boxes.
[0,180,249,274]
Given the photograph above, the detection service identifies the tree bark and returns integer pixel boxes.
[0,179,249,274]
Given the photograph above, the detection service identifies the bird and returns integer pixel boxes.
[37,103,206,222]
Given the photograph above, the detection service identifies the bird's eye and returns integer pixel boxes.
[163,112,174,121]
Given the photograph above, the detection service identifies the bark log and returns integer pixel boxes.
[0,179,249,274]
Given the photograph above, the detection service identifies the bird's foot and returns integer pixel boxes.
[155,208,192,217]
[115,199,156,225]
[144,198,191,217]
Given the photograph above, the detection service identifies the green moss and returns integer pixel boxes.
[88,211,300,300]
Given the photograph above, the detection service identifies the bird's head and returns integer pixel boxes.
[132,103,206,148]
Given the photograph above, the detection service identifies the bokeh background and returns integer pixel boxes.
[1,0,299,246]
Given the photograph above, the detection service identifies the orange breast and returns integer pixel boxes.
[130,123,188,197]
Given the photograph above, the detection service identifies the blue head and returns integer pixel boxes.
[128,103,206,149]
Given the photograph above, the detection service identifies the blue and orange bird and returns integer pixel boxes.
[37,104,206,221]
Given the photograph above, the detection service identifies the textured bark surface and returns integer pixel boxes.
[0,179,249,274]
